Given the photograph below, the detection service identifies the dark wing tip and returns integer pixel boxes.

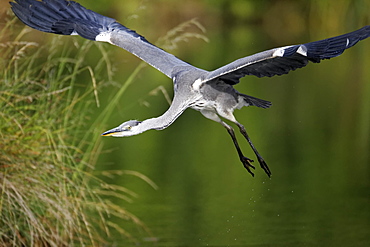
[207,25,370,83]
[10,0,117,40]
[301,25,370,60]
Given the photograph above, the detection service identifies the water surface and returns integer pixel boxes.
[95,1,370,246]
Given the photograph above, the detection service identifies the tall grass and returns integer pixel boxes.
[0,14,156,246]
[0,3,208,244]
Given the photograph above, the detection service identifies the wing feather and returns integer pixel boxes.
[10,0,195,78]
[204,26,370,84]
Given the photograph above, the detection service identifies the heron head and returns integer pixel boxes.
[101,120,142,137]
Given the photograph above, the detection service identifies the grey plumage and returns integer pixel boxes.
[11,0,370,177]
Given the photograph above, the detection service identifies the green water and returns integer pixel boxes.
[35,0,368,246]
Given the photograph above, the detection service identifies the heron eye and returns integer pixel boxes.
[123,126,132,131]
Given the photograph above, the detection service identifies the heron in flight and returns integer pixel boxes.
[11,0,370,177]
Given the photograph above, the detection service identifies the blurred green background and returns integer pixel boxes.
[2,0,370,246]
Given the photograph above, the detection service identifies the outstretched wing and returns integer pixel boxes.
[10,0,193,79]
[204,26,370,85]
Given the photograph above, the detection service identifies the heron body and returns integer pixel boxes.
[11,0,370,177]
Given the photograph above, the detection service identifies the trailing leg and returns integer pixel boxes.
[236,123,271,177]
[222,123,256,177]
[200,109,255,176]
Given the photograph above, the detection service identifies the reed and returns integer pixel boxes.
[0,16,155,246]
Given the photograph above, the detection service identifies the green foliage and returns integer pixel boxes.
[0,16,155,246]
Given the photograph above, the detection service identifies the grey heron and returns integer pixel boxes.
[11,0,370,177]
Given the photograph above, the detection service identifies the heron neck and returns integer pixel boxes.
[136,100,188,134]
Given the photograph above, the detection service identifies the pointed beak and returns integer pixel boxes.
[101,128,120,137]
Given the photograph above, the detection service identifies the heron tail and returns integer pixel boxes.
[241,94,272,109]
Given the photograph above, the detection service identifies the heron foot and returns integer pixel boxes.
[240,156,255,177]
[257,158,271,178]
